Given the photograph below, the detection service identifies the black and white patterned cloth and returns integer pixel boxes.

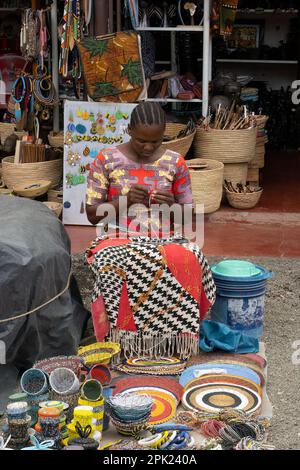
[87,235,216,338]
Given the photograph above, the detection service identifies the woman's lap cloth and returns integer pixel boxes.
[86,235,216,358]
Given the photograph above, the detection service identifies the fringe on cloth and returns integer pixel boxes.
[110,328,199,361]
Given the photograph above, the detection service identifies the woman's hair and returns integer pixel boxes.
[130,101,166,128]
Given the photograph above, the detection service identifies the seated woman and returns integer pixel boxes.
[85,102,216,359]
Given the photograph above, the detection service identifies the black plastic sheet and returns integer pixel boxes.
[0,196,89,406]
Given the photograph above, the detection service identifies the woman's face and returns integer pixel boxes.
[129,123,165,159]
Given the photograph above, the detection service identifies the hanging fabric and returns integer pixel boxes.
[77,31,147,102]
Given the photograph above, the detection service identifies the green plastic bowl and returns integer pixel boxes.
[211,260,261,278]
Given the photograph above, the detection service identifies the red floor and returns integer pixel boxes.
[66,151,300,258]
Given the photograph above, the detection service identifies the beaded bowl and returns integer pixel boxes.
[80,379,103,402]
[49,367,80,395]
[78,342,120,366]
[20,368,48,396]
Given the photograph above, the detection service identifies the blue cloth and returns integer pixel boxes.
[200,320,259,354]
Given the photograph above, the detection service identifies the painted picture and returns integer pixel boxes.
[63,100,137,225]
[229,24,260,49]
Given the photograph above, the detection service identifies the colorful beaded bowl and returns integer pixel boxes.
[78,342,120,366]
[80,379,103,402]
[110,416,149,437]
[49,367,80,395]
[20,368,48,396]
[89,364,112,385]
[33,356,83,378]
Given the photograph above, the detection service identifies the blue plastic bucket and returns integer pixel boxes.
[210,261,273,338]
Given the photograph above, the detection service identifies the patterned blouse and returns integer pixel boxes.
[86,147,193,231]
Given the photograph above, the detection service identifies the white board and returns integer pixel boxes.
[63,100,137,225]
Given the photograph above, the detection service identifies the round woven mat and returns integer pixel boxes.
[182,383,261,415]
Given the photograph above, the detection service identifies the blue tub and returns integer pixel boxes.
[210,262,273,338]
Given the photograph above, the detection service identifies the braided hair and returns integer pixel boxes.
[130,101,166,129]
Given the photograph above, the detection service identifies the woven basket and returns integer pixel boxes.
[0,188,13,195]
[223,162,248,185]
[0,123,16,144]
[47,188,63,203]
[247,167,259,184]
[186,158,224,214]
[193,127,257,163]
[14,130,28,140]
[226,189,263,209]
[255,115,269,130]
[43,201,63,217]
[248,150,265,169]
[78,342,121,366]
[1,156,63,189]
[161,123,196,157]
[48,131,64,148]
[13,180,52,198]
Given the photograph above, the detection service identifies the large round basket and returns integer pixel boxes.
[1,156,63,190]
[161,123,196,157]
[225,189,263,209]
[193,128,257,163]
[186,158,224,214]
[223,162,248,185]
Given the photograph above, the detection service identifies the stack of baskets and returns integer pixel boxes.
[186,158,224,214]
[47,187,63,203]
[161,123,196,157]
[247,116,269,185]
[193,127,257,185]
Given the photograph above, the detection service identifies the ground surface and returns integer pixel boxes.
[72,253,300,450]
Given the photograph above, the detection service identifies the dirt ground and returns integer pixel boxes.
[72,254,300,450]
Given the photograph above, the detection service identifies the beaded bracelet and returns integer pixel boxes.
[158,431,177,450]
[168,432,190,450]
[138,431,169,449]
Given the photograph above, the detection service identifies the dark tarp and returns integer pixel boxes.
[0,196,90,408]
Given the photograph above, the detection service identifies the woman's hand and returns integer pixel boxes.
[150,189,175,206]
[127,185,149,207]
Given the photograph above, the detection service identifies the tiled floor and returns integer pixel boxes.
[66,151,300,258]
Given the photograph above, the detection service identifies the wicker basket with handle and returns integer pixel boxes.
[193,127,257,163]
[161,123,196,157]
[1,156,63,189]
[186,158,224,214]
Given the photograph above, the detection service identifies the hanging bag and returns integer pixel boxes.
[77,30,146,102]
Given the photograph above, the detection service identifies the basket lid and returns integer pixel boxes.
[211,260,261,278]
